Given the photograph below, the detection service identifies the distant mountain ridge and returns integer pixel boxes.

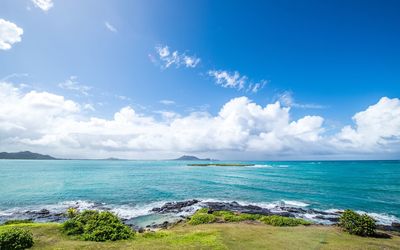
[174,155,215,161]
[0,151,56,160]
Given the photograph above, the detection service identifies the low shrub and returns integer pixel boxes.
[237,213,262,221]
[339,210,376,236]
[189,208,311,226]
[260,215,311,226]
[0,227,34,250]
[3,219,33,225]
[188,213,216,225]
[66,207,78,219]
[62,210,134,242]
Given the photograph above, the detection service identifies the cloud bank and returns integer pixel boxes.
[0,82,399,159]
[0,19,23,50]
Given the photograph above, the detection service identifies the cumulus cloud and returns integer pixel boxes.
[0,19,23,50]
[153,45,200,69]
[105,22,117,33]
[332,97,400,152]
[208,70,267,93]
[58,76,92,96]
[31,0,54,12]
[0,82,399,159]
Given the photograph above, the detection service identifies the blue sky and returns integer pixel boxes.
[0,0,399,159]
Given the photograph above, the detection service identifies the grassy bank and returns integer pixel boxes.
[1,222,400,250]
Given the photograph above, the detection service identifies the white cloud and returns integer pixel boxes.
[154,45,200,69]
[58,76,92,96]
[332,97,400,152]
[105,22,117,33]
[0,19,23,50]
[278,91,325,109]
[115,95,131,101]
[247,81,268,93]
[208,70,246,89]
[83,103,95,111]
[0,82,399,159]
[183,55,200,68]
[208,70,267,93]
[159,100,176,105]
[31,0,54,12]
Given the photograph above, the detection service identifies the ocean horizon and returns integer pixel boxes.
[1,159,399,227]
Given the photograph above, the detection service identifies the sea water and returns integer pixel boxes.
[0,160,399,225]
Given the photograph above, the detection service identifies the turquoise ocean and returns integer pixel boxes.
[0,160,399,226]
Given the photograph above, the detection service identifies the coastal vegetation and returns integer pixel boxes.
[339,209,376,236]
[0,227,34,250]
[188,208,310,226]
[61,210,135,242]
[0,208,398,249]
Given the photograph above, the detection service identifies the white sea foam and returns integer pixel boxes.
[276,165,289,168]
[357,211,400,225]
[109,201,166,219]
[280,200,310,207]
[247,164,273,168]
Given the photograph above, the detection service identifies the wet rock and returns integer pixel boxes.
[377,224,400,232]
[392,222,400,229]
[204,201,273,216]
[281,207,307,214]
[314,215,340,223]
[38,209,50,215]
[151,199,200,213]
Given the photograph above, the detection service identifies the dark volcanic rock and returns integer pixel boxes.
[151,199,200,213]
[204,201,273,216]
[377,224,400,232]
[314,215,340,223]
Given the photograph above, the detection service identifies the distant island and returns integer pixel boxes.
[0,151,56,160]
[173,155,215,161]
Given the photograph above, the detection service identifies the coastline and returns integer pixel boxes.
[1,199,399,233]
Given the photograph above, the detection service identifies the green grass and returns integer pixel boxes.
[1,222,399,249]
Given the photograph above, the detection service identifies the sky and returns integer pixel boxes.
[0,0,399,160]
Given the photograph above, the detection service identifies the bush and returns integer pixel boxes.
[188,213,216,225]
[0,227,34,250]
[236,213,262,221]
[339,210,376,236]
[66,207,78,219]
[214,211,261,222]
[62,210,134,242]
[260,215,311,226]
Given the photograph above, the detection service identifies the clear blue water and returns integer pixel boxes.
[0,160,399,224]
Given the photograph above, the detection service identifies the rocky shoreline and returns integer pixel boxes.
[1,199,399,232]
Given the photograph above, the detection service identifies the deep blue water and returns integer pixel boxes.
[0,160,399,224]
